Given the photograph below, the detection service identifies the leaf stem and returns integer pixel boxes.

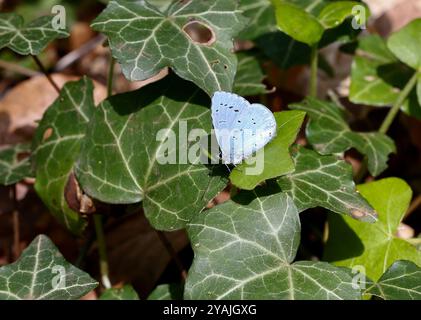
[355,70,419,182]
[75,230,96,268]
[156,231,187,281]
[93,214,111,289]
[327,89,344,108]
[0,59,40,77]
[309,44,318,97]
[107,55,116,97]
[406,194,421,218]
[354,157,368,183]
[31,55,61,94]
[379,71,419,134]
[10,185,20,261]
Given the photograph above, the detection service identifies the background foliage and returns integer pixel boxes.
[0,0,420,300]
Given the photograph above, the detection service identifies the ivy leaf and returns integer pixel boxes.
[318,1,366,29]
[76,74,227,231]
[238,0,277,40]
[256,28,357,72]
[148,0,173,12]
[100,285,139,300]
[418,73,421,107]
[0,235,98,300]
[148,284,184,300]
[255,31,311,69]
[272,0,367,46]
[99,0,175,12]
[285,0,329,15]
[324,178,421,281]
[0,143,32,186]
[350,35,407,105]
[252,0,363,70]
[364,260,421,300]
[349,34,421,118]
[0,13,69,55]
[387,18,421,71]
[233,51,268,96]
[32,77,93,235]
[185,186,361,300]
[230,111,305,190]
[273,1,324,46]
[290,97,396,177]
[278,146,377,222]
[91,0,247,96]
[386,19,421,118]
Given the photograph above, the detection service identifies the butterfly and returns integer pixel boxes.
[211,91,277,165]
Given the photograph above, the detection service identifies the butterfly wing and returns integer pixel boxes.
[229,103,277,163]
[211,92,249,162]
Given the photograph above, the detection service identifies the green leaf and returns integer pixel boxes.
[318,1,369,30]
[324,178,421,281]
[230,111,305,190]
[256,31,311,69]
[387,18,421,71]
[350,35,406,105]
[100,285,139,300]
[256,25,359,71]
[0,235,98,300]
[238,0,277,40]
[272,1,366,46]
[76,74,227,231]
[318,16,362,47]
[349,34,421,118]
[0,13,69,55]
[255,1,364,70]
[278,146,377,222]
[364,260,421,300]
[287,0,329,16]
[273,1,324,46]
[185,186,361,300]
[290,97,396,176]
[0,143,32,186]
[148,0,173,12]
[148,283,184,300]
[99,0,174,11]
[91,0,247,96]
[417,74,421,107]
[32,78,93,235]
[233,51,268,96]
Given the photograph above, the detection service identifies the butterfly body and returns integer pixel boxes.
[211,91,277,164]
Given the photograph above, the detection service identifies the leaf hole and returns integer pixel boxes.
[183,20,216,46]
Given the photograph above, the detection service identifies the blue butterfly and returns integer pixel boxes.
[211,91,277,164]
